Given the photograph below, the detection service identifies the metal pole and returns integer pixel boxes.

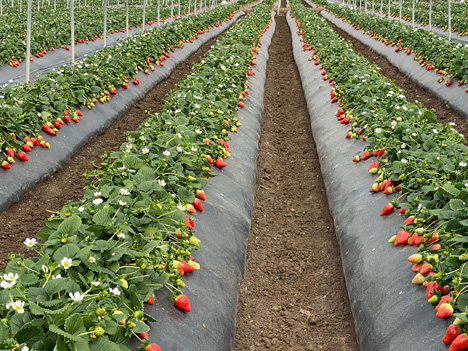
[387,0,390,17]
[142,0,146,30]
[380,0,382,13]
[372,0,374,11]
[199,0,202,13]
[277,0,279,14]
[188,0,190,13]
[178,0,180,17]
[1,0,3,16]
[399,0,401,21]
[448,0,451,41]
[428,0,432,31]
[103,0,107,47]
[20,0,22,12]
[364,0,366,11]
[71,0,74,64]
[37,0,39,10]
[170,0,173,17]
[412,0,415,28]
[157,0,160,25]
[126,0,128,36]
[25,0,32,83]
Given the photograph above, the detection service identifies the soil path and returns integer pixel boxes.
[0,29,233,270]
[233,8,360,351]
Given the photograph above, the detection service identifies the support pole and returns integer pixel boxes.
[448,0,451,41]
[142,0,146,31]
[103,0,107,47]
[71,0,75,64]
[428,0,432,31]
[25,0,32,83]
[126,0,128,37]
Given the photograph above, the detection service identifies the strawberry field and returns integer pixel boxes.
[3,0,468,349]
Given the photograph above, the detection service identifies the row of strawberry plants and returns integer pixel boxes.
[362,0,468,36]
[291,1,468,349]
[0,4,236,170]
[1,0,190,68]
[0,2,274,350]
[313,0,468,86]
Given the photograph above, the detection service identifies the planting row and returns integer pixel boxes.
[292,0,468,349]
[313,0,468,86]
[0,2,274,351]
[0,4,236,170]
[1,0,190,68]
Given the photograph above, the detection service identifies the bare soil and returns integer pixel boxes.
[233,12,360,351]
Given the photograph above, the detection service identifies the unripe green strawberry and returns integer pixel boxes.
[412,273,425,285]
[94,326,105,336]
[189,236,200,246]
[96,307,106,317]
[408,253,423,264]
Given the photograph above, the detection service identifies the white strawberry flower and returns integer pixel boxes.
[61,257,73,270]
[109,287,121,296]
[163,150,171,156]
[120,188,130,196]
[69,292,84,302]
[142,147,150,154]
[117,233,126,239]
[94,191,101,197]
[4,273,18,282]
[52,274,62,280]
[118,200,127,206]
[11,300,25,314]
[460,161,467,167]
[1,280,15,289]
[24,238,37,248]
[88,257,96,264]
[375,128,382,134]
[158,179,166,187]
[93,198,103,205]
[91,281,101,287]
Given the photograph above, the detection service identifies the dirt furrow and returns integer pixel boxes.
[234,10,359,351]
[0,29,233,270]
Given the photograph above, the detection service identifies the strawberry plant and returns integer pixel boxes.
[312,0,468,85]
[0,2,274,350]
[0,4,238,169]
[291,0,468,349]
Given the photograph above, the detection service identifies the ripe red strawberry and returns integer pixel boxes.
[380,203,394,216]
[443,325,463,344]
[174,295,191,312]
[122,82,129,89]
[203,138,210,145]
[17,152,29,162]
[419,263,432,275]
[42,123,56,135]
[352,155,360,162]
[145,344,162,351]
[133,79,140,85]
[1,161,11,169]
[146,296,155,305]
[191,199,203,212]
[110,88,117,95]
[64,115,71,123]
[73,117,79,123]
[21,144,32,152]
[238,102,245,108]
[76,110,83,116]
[394,230,410,246]
[54,121,61,129]
[425,232,439,244]
[449,333,468,351]
[185,215,194,230]
[335,108,344,117]
[137,332,149,339]
[361,150,371,160]
[214,158,227,168]
[403,216,414,225]
[180,260,194,273]
[437,303,454,318]
[186,204,196,214]
[195,189,206,201]
[206,155,213,164]
[6,148,15,158]
[436,295,452,311]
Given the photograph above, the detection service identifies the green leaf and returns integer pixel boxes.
[123,155,144,170]
[423,110,437,123]
[449,199,467,211]
[440,183,461,198]
[52,243,80,261]
[132,319,150,333]
[15,325,44,345]
[65,314,86,337]
[93,209,111,226]
[90,337,121,351]
[177,188,195,203]
[57,215,82,236]
[37,226,56,241]
[0,321,9,341]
